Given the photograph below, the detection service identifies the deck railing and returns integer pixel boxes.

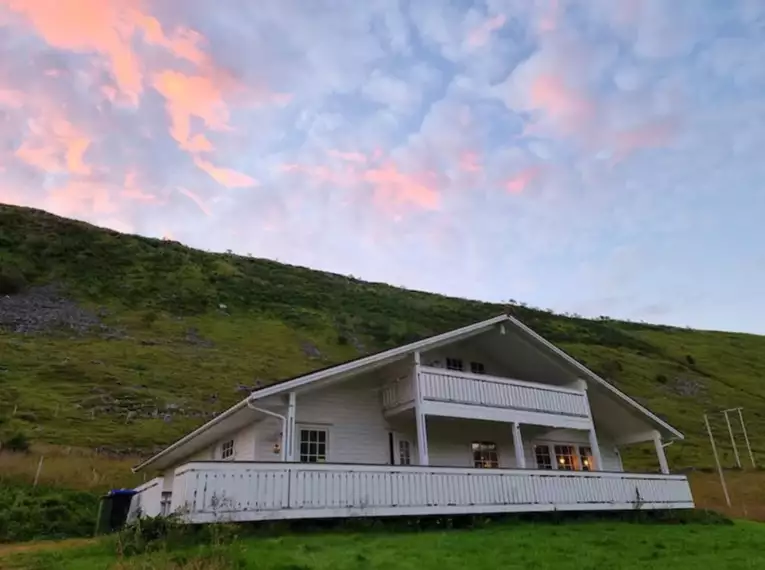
[165,462,694,523]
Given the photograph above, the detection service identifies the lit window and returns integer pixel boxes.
[220,439,235,460]
[554,445,578,471]
[470,361,486,374]
[579,446,594,471]
[534,444,553,469]
[446,358,464,371]
[299,428,328,463]
[472,441,499,468]
[398,440,412,465]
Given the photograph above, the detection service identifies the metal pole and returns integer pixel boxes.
[704,414,731,507]
[723,409,741,468]
[737,407,756,468]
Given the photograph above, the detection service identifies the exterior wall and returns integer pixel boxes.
[163,376,622,474]
[421,344,504,376]
[292,374,390,464]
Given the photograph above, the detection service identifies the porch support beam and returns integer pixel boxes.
[413,351,430,466]
[653,430,670,474]
[286,392,296,461]
[588,428,603,471]
[580,378,603,471]
[512,423,526,468]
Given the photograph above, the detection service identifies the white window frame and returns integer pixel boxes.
[297,425,330,463]
[397,437,412,466]
[471,441,500,468]
[446,357,464,371]
[469,361,486,374]
[220,439,235,460]
[533,443,554,470]
[532,440,595,471]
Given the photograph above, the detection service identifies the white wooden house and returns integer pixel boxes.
[128,314,694,523]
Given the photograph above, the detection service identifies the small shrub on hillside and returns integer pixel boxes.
[686,354,696,366]
[0,266,26,295]
[2,431,30,453]
[117,516,239,556]
[0,481,99,542]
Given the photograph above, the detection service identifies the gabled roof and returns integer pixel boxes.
[133,313,683,472]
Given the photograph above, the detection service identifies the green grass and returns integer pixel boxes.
[6,521,765,570]
[1,203,765,471]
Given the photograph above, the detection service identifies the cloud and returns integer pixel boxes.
[0,0,763,333]
[467,14,506,47]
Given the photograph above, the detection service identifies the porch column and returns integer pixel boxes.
[286,392,296,461]
[653,430,670,474]
[512,422,526,468]
[587,428,603,471]
[413,351,430,465]
[580,378,603,471]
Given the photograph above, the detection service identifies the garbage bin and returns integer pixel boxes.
[95,489,137,535]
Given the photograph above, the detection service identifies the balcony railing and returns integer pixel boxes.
[383,366,589,418]
[162,462,694,523]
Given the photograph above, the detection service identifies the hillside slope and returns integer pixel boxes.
[1,203,764,470]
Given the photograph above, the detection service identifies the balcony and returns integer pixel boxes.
[383,366,590,427]
[157,462,694,524]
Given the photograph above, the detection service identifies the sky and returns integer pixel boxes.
[0,0,763,334]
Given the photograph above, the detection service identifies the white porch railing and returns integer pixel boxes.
[164,462,694,524]
[418,366,589,417]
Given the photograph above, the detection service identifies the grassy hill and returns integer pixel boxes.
[1,203,765,473]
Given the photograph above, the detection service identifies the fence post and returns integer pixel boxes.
[704,413,731,507]
[33,456,44,487]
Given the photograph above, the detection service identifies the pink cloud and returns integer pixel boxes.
[327,150,368,163]
[611,120,679,163]
[177,187,211,216]
[505,166,542,194]
[193,157,258,188]
[467,14,506,47]
[458,151,482,173]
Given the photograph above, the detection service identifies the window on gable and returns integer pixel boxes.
[299,428,328,463]
[446,358,464,371]
[554,445,578,471]
[534,444,553,469]
[470,361,486,374]
[472,441,499,468]
[220,439,235,460]
[398,440,412,465]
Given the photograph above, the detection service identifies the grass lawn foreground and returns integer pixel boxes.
[4,520,765,570]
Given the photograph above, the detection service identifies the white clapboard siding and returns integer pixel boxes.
[168,462,694,523]
[418,366,589,417]
[127,477,164,522]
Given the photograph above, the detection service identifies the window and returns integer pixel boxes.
[579,446,594,471]
[160,492,172,516]
[398,440,412,465]
[534,444,553,469]
[470,361,486,374]
[472,441,499,468]
[554,445,578,471]
[446,358,464,371]
[299,428,328,463]
[220,439,235,460]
